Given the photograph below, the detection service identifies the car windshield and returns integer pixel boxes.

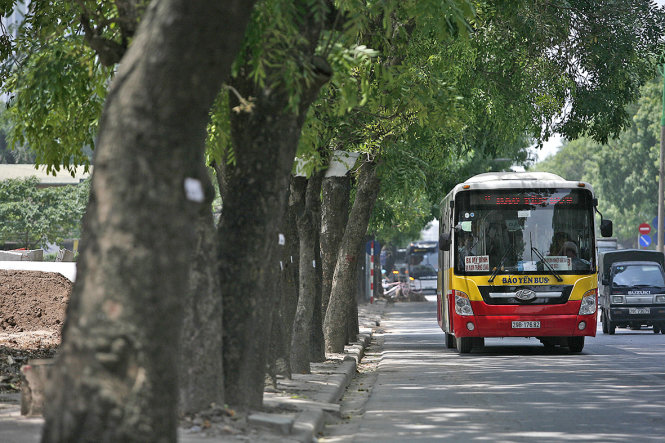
[612,264,665,287]
[454,188,595,275]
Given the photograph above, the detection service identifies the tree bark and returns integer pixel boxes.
[290,172,324,372]
[320,175,351,318]
[308,172,325,363]
[179,205,223,415]
[324,161,381,353]
[290,177,312,373]
[266,182,299,382]
[261,188,288,387]
[220,50,332,414]
[42,1,256,441]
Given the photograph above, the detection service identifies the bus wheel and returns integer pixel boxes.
[456,336,472,354]
[445,332,455,349]
[568,336,584,353]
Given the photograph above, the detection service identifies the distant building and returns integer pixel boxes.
[0,164,91,187]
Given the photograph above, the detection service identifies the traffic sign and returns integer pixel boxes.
[639,234,652,248]
[639,223,651,235]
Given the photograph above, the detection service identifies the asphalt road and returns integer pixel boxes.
[322,296,665,442]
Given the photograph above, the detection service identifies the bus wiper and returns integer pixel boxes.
[530,246,563,282]
[488,248,512,283]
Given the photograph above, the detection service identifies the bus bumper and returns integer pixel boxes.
[452,313,597,338]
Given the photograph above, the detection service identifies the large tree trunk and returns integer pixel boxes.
[42,1,255,441]
[310,206,325,363]
[324,162,381,353]
[308,172,326,363]
[220,58,331,414]
[261,194,289,386]
[290,177,313,373]
[320,175,351,318]
[290,172,324,373]
[179,205,223,414]
[267,182,299,382]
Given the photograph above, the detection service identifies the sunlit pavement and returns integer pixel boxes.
[329,297,665,442]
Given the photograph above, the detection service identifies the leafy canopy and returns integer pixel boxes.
[0,177,89,248]
[533,77,663,247]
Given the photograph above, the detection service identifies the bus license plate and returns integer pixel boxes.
[629,308,650,315]
[512,321,540,329]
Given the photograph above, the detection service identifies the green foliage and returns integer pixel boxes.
[3,38,109,173]
[0,1,138,174]
[0,104,35,163]
[205,90,233,168]
[532,138,599,182]
[0,177,89,248]
[303,0,540,245]
[473,0,665,145]
[533,77,664,247]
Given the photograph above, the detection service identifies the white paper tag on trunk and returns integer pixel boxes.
[184,178,205,202]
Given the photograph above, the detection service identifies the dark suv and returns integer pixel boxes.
[598,250,665,334]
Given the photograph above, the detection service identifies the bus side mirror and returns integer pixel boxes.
[600,219,613,238]
[439,233,451,251]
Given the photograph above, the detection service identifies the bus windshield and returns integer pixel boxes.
[454,188,595,275]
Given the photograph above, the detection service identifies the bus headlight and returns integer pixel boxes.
[611,295,625,304]
[578,289,597,315]
[454,290,474,316]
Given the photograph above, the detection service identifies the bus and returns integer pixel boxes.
[437,172,613,353]
[406,241,438,294]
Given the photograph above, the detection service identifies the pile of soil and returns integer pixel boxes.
[0,270,71,392]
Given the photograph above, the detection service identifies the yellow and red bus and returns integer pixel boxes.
[437,172,613,353]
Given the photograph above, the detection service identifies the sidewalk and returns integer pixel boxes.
[0,300,387,442]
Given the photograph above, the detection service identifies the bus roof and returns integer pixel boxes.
[444,171,594,200]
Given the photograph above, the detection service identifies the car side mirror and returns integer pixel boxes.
[439,233,451,251]
[600,219,613,238]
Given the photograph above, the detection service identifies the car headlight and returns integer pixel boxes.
[579,289,597,315]
[611,295,625,304]
[655,295,665,304]
[454,290,474,316]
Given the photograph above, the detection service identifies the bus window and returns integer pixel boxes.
[454,189,594,275]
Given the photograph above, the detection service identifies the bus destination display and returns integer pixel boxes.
[470,191,578,207]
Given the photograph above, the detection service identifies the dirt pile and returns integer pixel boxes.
[0,270,71,392]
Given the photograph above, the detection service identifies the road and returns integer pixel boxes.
[322,296,665,442]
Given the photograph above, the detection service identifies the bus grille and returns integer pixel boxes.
[479,285,573,305]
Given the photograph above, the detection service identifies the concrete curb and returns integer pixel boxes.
[255,318,380,442]
[291,322,372,443]
[289,334,371,443]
